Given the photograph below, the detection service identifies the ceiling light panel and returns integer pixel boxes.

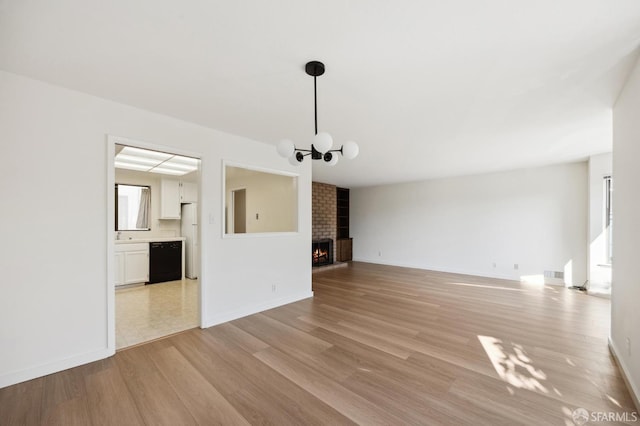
[167,155,199,166]
[161,159,198,172]
[115,146,199,176]
[120,146,172,161]
[148,167,189,175]
[114,161,152,172]
[115,154,160,166]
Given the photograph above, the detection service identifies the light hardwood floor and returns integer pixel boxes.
[1,262,637,425]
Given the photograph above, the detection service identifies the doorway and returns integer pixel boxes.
[232,188,247,233]
[107,136,202,352]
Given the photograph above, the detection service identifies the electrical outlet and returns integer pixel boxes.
[514,263,519,270]
[378,250,381,257]
[626,337,631,356]
[272,284,276,292]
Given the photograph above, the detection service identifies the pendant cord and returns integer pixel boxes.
[314,75,318,135]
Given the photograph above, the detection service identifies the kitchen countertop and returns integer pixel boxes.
[115,237,186,244]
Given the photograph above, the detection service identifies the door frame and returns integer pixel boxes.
[106,135,204,354]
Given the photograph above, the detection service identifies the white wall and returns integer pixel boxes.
[611,56,640,407]
[351,162,588,284]
[587,153,613,290]
[115,168,182,239]
[0,70,312,388]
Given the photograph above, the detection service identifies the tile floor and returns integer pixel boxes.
[115,278,199,349]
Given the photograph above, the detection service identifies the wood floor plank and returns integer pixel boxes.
[41,369,91,426]
[210,323,271,354]
[41,397,91,426]
[232,312,333,355]
[0,378,44,425]
[84,368,145,426]
[254,346,405,425]
[298,314,414,359]
[307,327,456,393]
[150,345,250,425]
[115,345,197,425]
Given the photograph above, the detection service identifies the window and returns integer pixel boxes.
[223,164,298,235]
[604,176,613,264]
[115,184,151,231]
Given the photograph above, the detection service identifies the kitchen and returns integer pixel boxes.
[114,144,200,349]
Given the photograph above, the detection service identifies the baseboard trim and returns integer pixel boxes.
[352,257,519,282]
[0,347,112,389]
[609,337,640,412]
[203,291,314,328]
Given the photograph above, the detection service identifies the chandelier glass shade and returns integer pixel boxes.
[277,61,359,166]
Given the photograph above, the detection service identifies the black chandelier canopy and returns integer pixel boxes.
[277,61,359,166]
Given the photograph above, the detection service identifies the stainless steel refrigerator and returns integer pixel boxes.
[180,203,199,279]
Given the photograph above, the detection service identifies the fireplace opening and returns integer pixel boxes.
[312,239,333,267]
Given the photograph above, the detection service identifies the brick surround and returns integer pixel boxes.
[312,182,337,263]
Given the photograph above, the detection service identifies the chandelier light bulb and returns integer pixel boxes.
[277,139,295,158]
[342,141,359,160]
[288,154,302,166]
[313,132,333,154]
[326,152,339,166]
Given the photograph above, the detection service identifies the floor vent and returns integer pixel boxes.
[544,270,564,279]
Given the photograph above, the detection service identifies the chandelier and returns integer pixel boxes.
[277,61,359,166]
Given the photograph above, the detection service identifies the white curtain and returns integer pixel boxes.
[136,187,150,229]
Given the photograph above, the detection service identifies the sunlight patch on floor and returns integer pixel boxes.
[478,335,548,394]
[520,274,546,286]
[606,394,622,408]
[448,282,523,291]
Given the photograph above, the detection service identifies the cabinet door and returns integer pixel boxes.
[160,179,181,219]
[124,250,149,284]
[114,252,125,286]
[180,182,198,203]
[336,238,353,262]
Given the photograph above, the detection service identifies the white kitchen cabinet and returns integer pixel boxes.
[115,243,149,286]
[114,251,124,286]
[180,181,198,203]
[160,179,181,219]
[125,250,149,284]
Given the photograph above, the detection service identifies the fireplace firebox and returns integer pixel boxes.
[312,239,333,267]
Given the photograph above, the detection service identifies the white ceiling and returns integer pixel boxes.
[1,1,639,187]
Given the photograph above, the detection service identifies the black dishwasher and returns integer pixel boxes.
[148,241,182,284]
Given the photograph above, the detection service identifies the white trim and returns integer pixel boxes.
[203,291,314,328]
[0,348,111,389]
[107,135,206,356]
[221,159,301,238]
[223,159,300,178]
[106,137,116,353]
[109,134,202,160]
[609,337,640,412]
[222,231,300,239]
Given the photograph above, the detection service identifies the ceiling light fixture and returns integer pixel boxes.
[277,61,359,166]
[115,146,199,176]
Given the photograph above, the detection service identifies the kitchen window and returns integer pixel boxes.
[115,184,151,231]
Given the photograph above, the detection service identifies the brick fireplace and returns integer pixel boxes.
[312,182,337,263]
